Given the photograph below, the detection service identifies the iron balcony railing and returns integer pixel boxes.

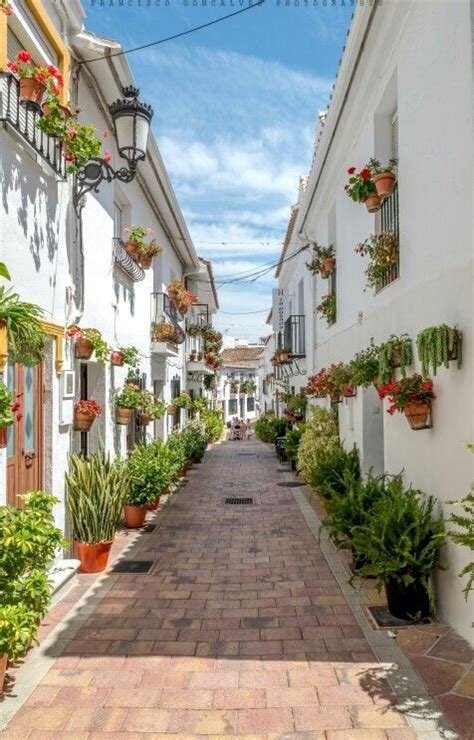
[0,73,66,178]
[151,292,185,343]
[377,183,399,291]
[284,315,305,357]
[186,303,209,328]
[113,238,145,282]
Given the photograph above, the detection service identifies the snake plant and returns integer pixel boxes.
[66,448,127,544]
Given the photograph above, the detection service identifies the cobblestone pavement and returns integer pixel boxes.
[0,441,459,738]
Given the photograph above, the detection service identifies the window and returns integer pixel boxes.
[113,202,123,240]
[228,399,237,416]
[376,111,399,291]
[247,397,255,412]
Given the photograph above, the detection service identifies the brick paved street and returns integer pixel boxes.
[0,441,454,738]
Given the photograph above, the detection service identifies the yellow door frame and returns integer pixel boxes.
[0,0,70,105]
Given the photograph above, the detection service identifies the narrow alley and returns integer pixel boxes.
[0,441,454,738]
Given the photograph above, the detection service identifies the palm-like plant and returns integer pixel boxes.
[66,449,127,544]
[0,286,46,365]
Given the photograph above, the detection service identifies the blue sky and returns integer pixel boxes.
[85,0,352,341]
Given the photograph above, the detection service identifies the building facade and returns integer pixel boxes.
[216,345,263,426]
[0,1,217,560]
[270,0,473,641]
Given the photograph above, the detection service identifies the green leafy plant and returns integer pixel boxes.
[0,262,10,281]
[66,326,109,364]
[348,345,380,388]
[126,441,170,506]
[186,323,202,337]
[172,392,193,410]
[0,286,46,366]
[119,346,140,370]
[201,409,225,442]
[297,407,339,485]
[255,412,289,443]
[350,480,445,609]
[416,325,462,378]
[447,444,474,599]
[330,363,356,398]
[240,380,257,394]
[190,396,209,416]
[316,293,336,324]
[284,426,304,465]
[367,157,398,176]
[378,375,436,415]
[203,374,216,391]
[355,231,399,290]
[66,449,127,544]
[306,244,335,276]
[139,390,166,420]
[115,384,143,410]
[344,165,377,203]
[378,334,412,383]
[230,380,240,394]
[180,421,208,463]
[0,382,14,428]
[0,491,64,661]
[123,226,160,258]
[309,444,360,498]
[280,391,307,421]
[63,119,102,173]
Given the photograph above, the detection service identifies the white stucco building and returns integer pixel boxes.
[271,0,473,641]
[0,1,217,548]
[216,345,263,426]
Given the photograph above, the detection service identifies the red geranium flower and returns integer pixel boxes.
[103,151,112,164]
[360,167,371,180]
[65,153,74,163]
[7,60,19,73]
[347,166,356,175]
[17,50,32,63]
[36,71,46,82]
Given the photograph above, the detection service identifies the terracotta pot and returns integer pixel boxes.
[320,269,329,279]
[111,351,124,366]
[323,257,336,274]
[74,411,95,432]
[19,77,46,106]
[116,407,133,425]
[365,194,381,213]
[0,654,6,697]
[404,403,431,430]
[373,171,396,199]
[138,413,151,426]
[75,540,113,573]
[0,427,7,449]
[279,352,290,363]
[146,496,160,511]
[167,404,177,415]
[41,100,72,118]
[124,241,140,260]
[75,337,94,360]
[139,253,153,269]
[124,505,147,529]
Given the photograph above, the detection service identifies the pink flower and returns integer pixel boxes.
[103,130,109,138]
[2,4,13,15]
[103,151,112,164]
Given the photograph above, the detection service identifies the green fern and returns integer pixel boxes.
[447,444,474,599]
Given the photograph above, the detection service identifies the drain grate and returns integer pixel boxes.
[110,560,154,573]
[278,481,305,488]
[365,605,431,629]
[225,497,253,505]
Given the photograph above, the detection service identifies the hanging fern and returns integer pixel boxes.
[378,334,413,383]
[416,325,462,378]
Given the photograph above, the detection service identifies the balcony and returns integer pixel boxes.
[150,292,185,356]
[0,73,66,178]
[186,303,209,328]
[281,315,306,358]
[113,238,145,282]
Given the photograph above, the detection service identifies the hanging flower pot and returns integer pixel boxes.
[73,400,102,431]
[75,337,94,360]
[124,505,147,529]
[19,77,46,106]
[323,257,336,275]
[384,577,430,620]
[343,385,356,398]
[138,413,151,426]
[111,351,124,367]
[75,540,113,573]
[404,402,431,430]
[365,194,381,213]
[167,404,177,415]
[373,171,396,199]
[116,407,133,425]
[139,253,153,269]
[124,241,140,260]
[0,427,7,449]
[74,411,94,431]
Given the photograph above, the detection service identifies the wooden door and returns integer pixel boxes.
[7,362,44,507]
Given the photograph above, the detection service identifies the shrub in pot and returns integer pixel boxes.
[67,325,109,363]
[296,407,339,486]
[110,345,139,368]
[115,384,143,425]
[66,449,127,572]
[309,443,360,499]
[316,294,336,325]
[284,426,304,470]
[125,441,171,525]
[378,374,436,430]
[138,391,166,426]
[73,399,103,431]
[0,492,64,688]
[180,421,208,464]
[350,481,445,620]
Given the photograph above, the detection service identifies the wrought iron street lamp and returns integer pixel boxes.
[74,86,153,208]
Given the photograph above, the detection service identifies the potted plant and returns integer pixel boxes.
[304,367,332,398]
[0,382,14,449]
[306,244,336,278]
[122,226,160,267]
[167,403,177,415]
[416,325,462,378]
[344,165,380,212]
[115,384,142,425]
[167,280,197,315]
[0,492,64,692]
[138,391,166,426]
[0,286,46,366]
[351,481,445,620]
[6,51,61,107]
[139,240,161,269]
[73,399,102,431]
[173,392,193,411]
[348,345,381,388]
[110,345,139,370]
[330,363,356,399]
[124,442,165,527]
[240,380,257,394]
[378,334,412,383]
[152,321,178,343]
[368,157,398,199]
[277,348,291,364]
[448,444,474,600]
[67,326,109,363]
[186,323,202,337]
[203,374,216,391]
[355,231,399,290]
[378,374,436,430]
[281,391,307,422]
[230,380,240,394]
[316,293,336,325]
[66,449,127,573]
